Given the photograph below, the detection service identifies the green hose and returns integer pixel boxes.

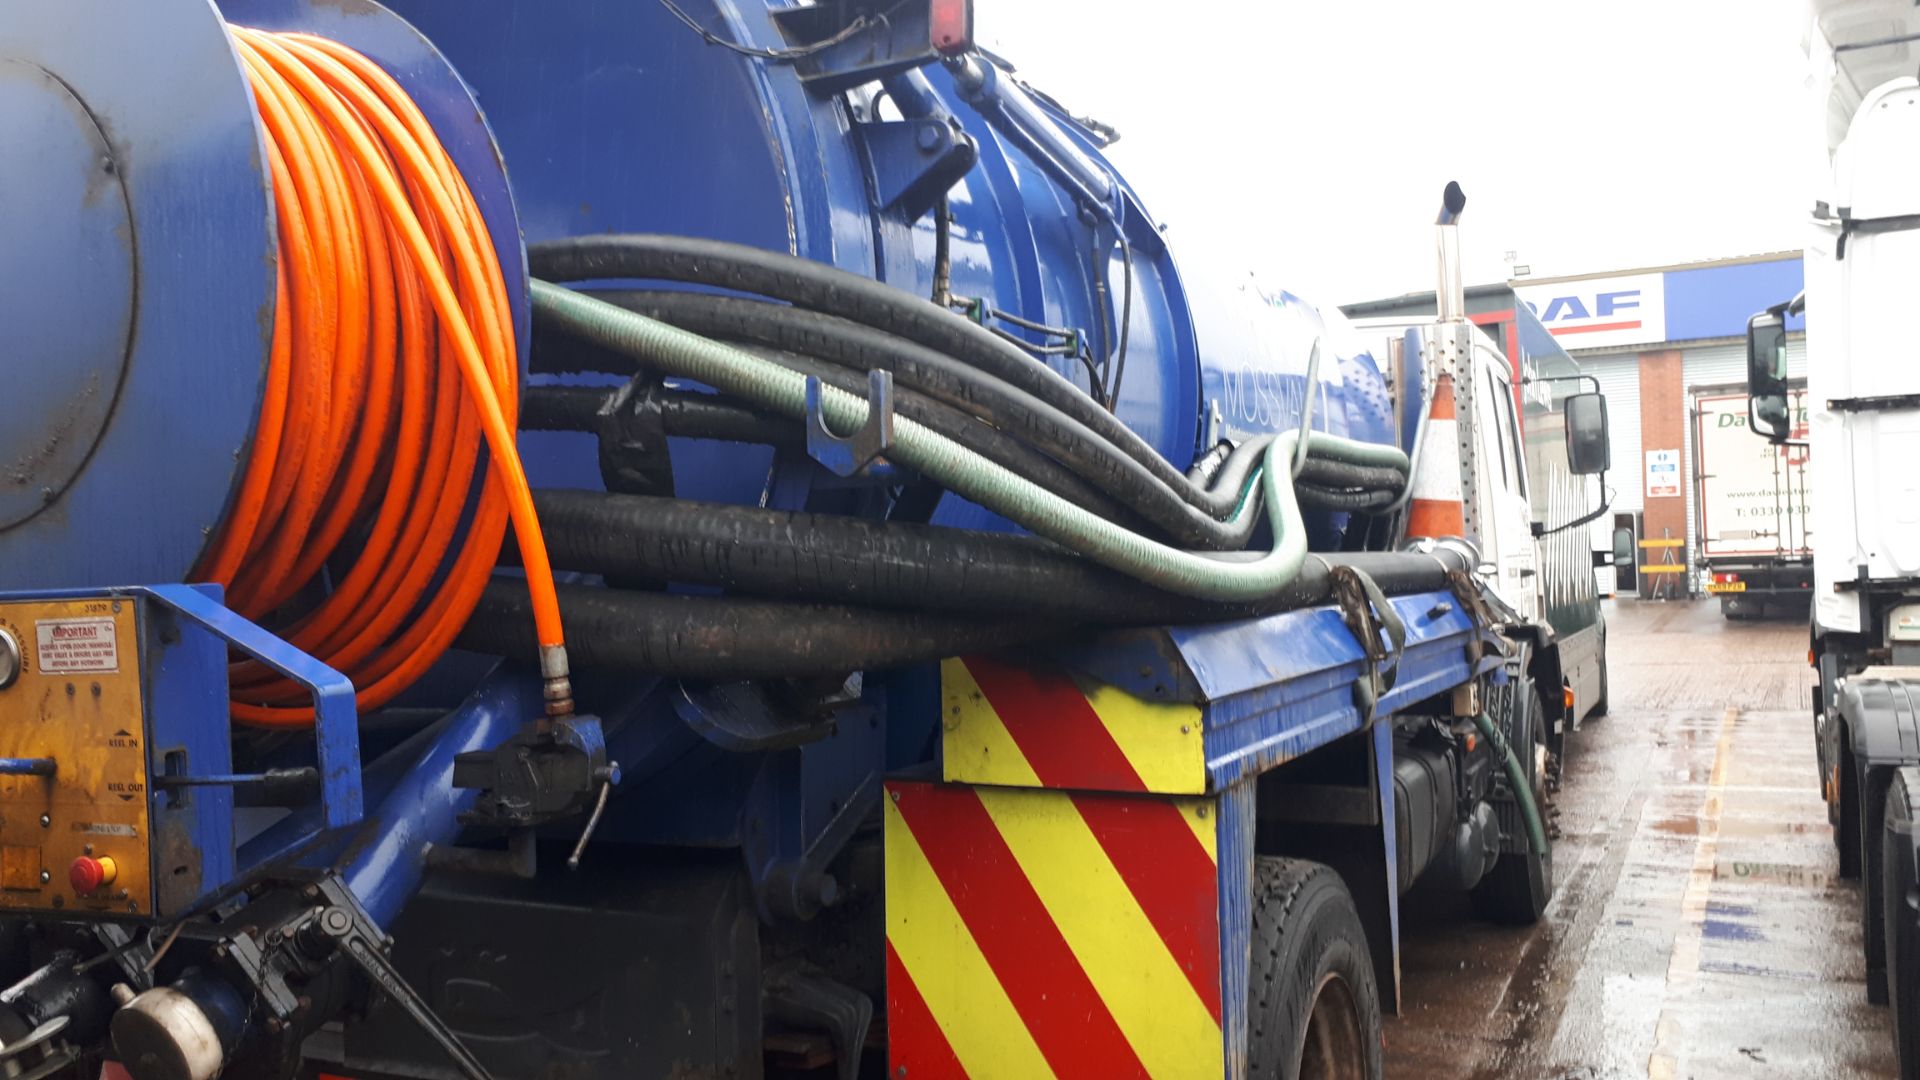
[532,280,1409,602]
[1471,711,1549,858]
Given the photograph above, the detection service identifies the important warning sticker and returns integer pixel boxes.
[35,618,119,674]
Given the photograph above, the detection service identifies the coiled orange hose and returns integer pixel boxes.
[199,27,566,727]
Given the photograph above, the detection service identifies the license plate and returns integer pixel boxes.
[1708,582,1747,593]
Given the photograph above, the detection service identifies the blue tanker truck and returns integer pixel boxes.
[0,2,1609,1077]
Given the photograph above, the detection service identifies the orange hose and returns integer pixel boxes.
[201,27,566,727]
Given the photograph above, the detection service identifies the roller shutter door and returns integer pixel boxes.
[1584,354,1641,596]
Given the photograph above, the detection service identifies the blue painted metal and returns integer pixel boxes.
[342,673,543,928]
[1214,780,1256,1080]
[859,116,979,219]
[145,584,363,832]
[382,0,1393,538]
[0,759,56,777]
[0,0,527,593]
[0,0,272,591]
[1369,719,1402,1008]
[138,586,240,917]
[1057,590,1475,790]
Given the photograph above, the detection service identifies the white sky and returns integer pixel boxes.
[977,1,1809,308]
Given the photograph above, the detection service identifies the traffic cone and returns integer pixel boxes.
[1406,373,1466,539]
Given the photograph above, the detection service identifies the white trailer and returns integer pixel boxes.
[1691,384,1813,618]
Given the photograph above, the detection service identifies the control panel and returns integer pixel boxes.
[0,592,234,920]
[0,596,153,915]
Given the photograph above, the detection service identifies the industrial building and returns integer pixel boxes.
[1517,253,1809,595]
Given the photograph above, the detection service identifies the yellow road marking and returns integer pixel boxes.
[1646,706,1738,1079]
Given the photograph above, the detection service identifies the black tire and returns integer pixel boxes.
[1883,767,1920,1079]
[1472,685,1554,926]
[1247,858,1383,1080]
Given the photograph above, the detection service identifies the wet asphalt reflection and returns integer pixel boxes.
[1385,598,1896,1079]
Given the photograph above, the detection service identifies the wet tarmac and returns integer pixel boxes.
[1385,598,1897,1079]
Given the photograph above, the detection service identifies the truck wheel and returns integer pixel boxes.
[1472,688,1554,925]
[1882,767,1920,1079]
[1247,858,1383,1080]
[1590,654,1610,719]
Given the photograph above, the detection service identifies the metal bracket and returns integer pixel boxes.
[858,117,978,222]
[296,876,494,1080]
[144,584,362,831]
[756,771,881,923]
[596,375,677,498]
[763,961,873,1080]
[1326,564,1405,724]
[770,0,972,94]
[672,681,838,753]
[805,370,897,479]
[1828,393,1920,414]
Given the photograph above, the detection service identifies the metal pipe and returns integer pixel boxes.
[340,674,544,928]
[943,55,1115,211]
[1435,181,1467,323]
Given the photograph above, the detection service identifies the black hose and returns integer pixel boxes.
[1188,441,1232,484]
[534,288,1265,548]
[1296,485,1400,512]
[508,489,1467,624]
[526,234,1283,521]
[1296,457,1409,494]
[522,385,792,450]
[530,333,1146,529]
[458,580,1069,680]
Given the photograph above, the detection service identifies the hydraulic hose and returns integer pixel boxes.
[205,28,570,724]
[534,289,1274,548]
[459,581,1064,680]
[514,489,1470,624]
[529,234,1342,523]
[520,385,791,448]
[532,280,1407,602]
[1472,711,1549,860]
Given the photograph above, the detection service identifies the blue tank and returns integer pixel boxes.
[0,0,1398,588]
[388,0,1398,532]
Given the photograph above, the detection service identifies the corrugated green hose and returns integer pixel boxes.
[531,279,1408,602]
[1472,710,1549,858]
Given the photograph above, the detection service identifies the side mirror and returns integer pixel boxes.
[1612,525,1634,567]
[1746,312,1790,444]
[1564,392,1611,475]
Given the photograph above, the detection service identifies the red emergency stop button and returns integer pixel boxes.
[69,855,116,893]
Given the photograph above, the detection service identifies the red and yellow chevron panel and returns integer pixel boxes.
[942,656,1206,795]
[886,780,1224,1079]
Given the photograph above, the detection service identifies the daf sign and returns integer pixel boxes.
[1515,272,1666,349]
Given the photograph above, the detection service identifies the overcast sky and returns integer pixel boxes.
[976,1,1809,308]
